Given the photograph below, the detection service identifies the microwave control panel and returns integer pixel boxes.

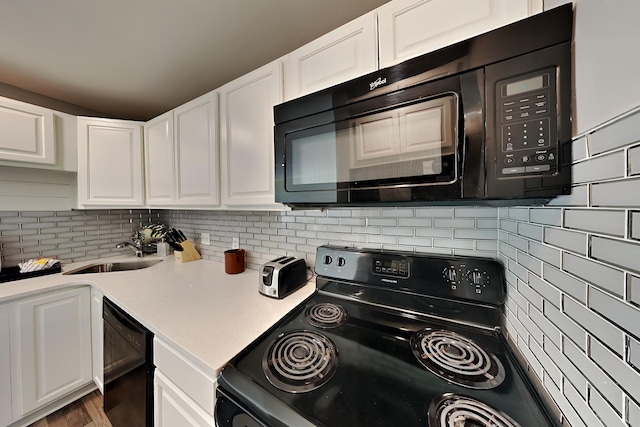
[496,68,558,178]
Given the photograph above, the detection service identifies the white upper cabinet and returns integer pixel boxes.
[144,91,219,208]
[77,117,144,207]
[0,96,55,166]
[378,0,539,68]
[220,60,283,208]
[284,12,378,101]
[174,92,219,206]
[144,111,175,206]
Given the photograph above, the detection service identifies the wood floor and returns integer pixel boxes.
[29,391,112,427]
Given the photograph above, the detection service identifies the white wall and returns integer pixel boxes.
[546,0,640,135]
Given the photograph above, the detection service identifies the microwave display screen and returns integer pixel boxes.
[505,75,544,96]
[287,95,457,190]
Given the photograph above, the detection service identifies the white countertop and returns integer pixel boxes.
[0,255,315,377]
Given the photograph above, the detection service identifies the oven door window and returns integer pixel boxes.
[285,95,457,192]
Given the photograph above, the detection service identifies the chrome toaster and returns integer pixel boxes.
[258,256,307,299]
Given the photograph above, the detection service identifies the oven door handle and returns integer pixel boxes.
[217,365,317,427]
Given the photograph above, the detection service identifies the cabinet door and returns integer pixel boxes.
[0,96,55,165]
[145,111,176,206]
[90,288,104,394]
[174,92,219,206]
[77,117,144,206]
[284,12,378,101]
[10,287,92,417]
[0,303,12,426]
[378,0,537,68]
[154,371,214,427]
[220,60,283,207]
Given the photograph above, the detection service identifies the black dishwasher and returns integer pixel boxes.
[103,297,154,427]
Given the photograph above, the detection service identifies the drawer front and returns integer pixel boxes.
[153,338,216,416]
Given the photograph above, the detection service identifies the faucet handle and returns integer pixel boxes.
[115,241,144,257]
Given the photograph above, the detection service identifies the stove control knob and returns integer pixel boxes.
[444,267,458,282]
[337,257,346,267]
[468,270,485,286]
[323,255,333,265]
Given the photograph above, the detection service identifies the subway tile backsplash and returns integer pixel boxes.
[0,206,500,270]
[0,210,161,266]
[499,108,640,426]
[589,110,640,155]
[160,207,498,271]
[1,108,640,426]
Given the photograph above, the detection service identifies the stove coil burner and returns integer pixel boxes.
[410,329,505,389]
[262,330,338,393]
[305,303,348,329]
[428,393,521,427]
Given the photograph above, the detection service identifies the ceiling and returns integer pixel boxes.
[0,0,391,121]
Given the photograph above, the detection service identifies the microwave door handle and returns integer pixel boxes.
[459,70,485,198]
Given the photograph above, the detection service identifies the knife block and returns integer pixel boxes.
[174,239,201,263]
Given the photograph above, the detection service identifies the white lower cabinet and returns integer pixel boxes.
[154,371,214,427]
[9,287,92,418]
[90,288,104,393]
[0,303,13,426]
[153,337,216,427]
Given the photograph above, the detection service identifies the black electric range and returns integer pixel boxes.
[215,246,560,427]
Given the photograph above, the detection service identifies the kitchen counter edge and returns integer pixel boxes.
[0,255,316,378]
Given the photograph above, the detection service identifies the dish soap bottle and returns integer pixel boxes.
[156,239,170,257]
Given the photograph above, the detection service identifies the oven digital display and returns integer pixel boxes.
[373,258,409,278]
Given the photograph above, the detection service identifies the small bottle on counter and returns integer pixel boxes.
[156,240,170,257]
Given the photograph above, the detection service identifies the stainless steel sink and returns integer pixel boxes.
[63,259,163,275]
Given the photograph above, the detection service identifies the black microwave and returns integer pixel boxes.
[274,5,572,208]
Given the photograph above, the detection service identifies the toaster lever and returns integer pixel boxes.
[262,266,274,286]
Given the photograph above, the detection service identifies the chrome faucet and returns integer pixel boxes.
[116,240,144,258]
